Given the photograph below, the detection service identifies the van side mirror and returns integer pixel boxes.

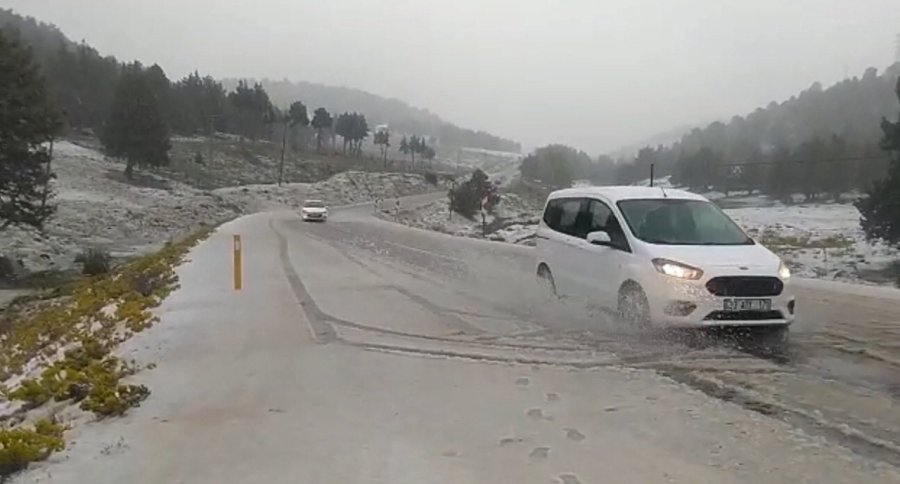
[586,231,612,246]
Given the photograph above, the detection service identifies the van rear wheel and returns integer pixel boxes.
[618,284,650,329]
[537,265,557,298]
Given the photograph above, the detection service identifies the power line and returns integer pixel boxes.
[716,155,891,168]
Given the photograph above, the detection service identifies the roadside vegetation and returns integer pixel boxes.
[0,418,65,477]
[74,249,111,276]
[857,77,900,246]
[0,226,215,477]
[449,169,501,219]
[755,231,855,251]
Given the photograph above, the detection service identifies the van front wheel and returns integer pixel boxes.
[618,284,650,328]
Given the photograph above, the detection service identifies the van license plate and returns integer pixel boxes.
[723,299,771,312]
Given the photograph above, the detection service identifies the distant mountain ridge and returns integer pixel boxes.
[610,124,696,159]
[630,63,900,162]
[223,78,520,153]
[0,8,520,153]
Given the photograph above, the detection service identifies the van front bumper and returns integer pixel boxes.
[643,274,795,328]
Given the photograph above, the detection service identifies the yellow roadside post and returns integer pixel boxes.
[233,235,242,290]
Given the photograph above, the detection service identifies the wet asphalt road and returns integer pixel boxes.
[295,198,900,467]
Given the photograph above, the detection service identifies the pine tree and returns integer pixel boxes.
[226,80,274,140]
[0,31,60,229]
[374,128,391,166]
[765,145,795,201]
[101,62,171,179]
[286,101,310,151]
[399,136,409,159]
[334,112,352,154]
[310,108,333,153]
[409,135,420,167]
[858,77,900,243]
[351,113,369,157]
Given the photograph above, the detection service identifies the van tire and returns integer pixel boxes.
[537,265,557,298]
[618,283,650,328]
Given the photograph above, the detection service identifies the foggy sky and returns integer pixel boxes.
[5,0,900,154]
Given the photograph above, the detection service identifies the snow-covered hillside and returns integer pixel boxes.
[385,192,541,244]
[0,141,442,277]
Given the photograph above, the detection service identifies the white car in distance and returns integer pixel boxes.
[535,186,794,338]
[301,199,328,222]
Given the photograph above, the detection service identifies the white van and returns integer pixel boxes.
[535,186,794,335]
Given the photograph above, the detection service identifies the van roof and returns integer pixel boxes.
[547,186,707,203]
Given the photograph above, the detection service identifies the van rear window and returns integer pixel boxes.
[543,198,582,235]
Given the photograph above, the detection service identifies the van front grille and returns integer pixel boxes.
[704,310,784,321]
[706,276,783,297]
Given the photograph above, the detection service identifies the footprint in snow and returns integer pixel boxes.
[526,408,545,419]
[499,437,524,447]
[529,447,550,459]
[557,473,583,484]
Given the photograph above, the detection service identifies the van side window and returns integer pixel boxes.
[543,198,583,236]
[586,199,612,233]
[586,199,631,252]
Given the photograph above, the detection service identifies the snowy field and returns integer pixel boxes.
[727,201,900,283]
[0,141,442,278]
[385,192,541,244]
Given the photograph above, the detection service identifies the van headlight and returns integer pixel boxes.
[652,258,704,280]
[778,260,791,279]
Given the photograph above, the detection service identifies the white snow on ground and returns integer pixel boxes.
[387,192,541,244]
[728,201,900,283]
[0,141,442,276]
[215,171,448,213]
[1,141,238,274]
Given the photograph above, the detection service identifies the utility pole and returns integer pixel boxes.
[278,117,288,186]
[207,114,221,166]
[40,137,54,212]
[895,34,900,64]
[649,163,655,187]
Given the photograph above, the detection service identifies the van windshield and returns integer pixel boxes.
[617,199,753,246]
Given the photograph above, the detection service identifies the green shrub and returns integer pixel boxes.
[0,419,65,477]
[75,249,111,276]
[8,380,51,409]
[0,256,21,281]
[424,172,438,185]
[9,337,146,415]
[80,383,149,417]
[449,169,500,219]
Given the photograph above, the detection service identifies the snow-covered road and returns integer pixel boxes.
[15,200,900,483]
